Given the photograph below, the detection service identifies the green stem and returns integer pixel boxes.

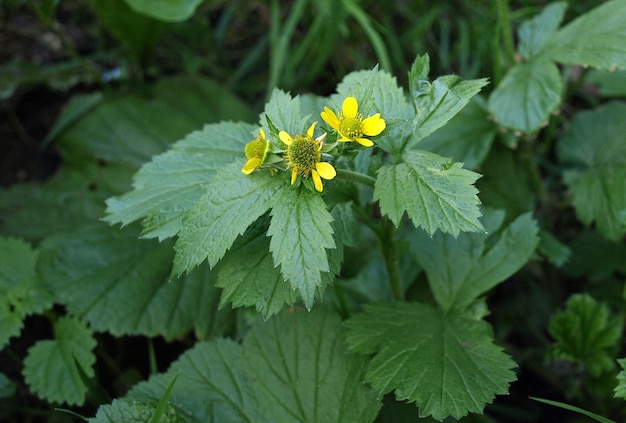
[520,141,547,201]
[380,219,403,302]
[343,0,392,72]
[336,168,376,188]
[497,0,516,68]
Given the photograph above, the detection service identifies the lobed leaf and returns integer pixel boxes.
[374,150,483,236]
[89,399,191,423]
[517,2,567,60]
[260,89,308,138]
[345,302,516,421]
[23,317,97,405]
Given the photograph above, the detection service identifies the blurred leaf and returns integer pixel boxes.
[42,93,105,147]
[0,373,16,398]
[0,237,53,349]
[615,359,626,400]
[537,230,571,267]
[89,399,190,423]
[23,317,96,405]
[38,223,230,340]
[543,0,626,70]
[124,0,204,22]
[129,310,381,422]
[564,231,626,280]
[374,150,484,236]
[345,302,516,421]
[549,294,622,378]
[584,69,626,97]
[488,58,562,133]
[518,2,567,60]
[558,102,626,241]
[417,96,497,169]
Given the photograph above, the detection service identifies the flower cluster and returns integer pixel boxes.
[241,96,385,192]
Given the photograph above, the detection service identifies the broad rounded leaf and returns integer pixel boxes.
[89,399,189,423]
[518,2,567,60]
[488,59,562,133]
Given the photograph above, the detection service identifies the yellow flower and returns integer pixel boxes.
[242,129,269,174]
[321,96,386,147]
[279,122,336,192]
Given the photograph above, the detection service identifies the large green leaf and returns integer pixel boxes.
[517,2,567,60]
[374,150,483,236]
[0,237,53,349]
[124,0,204,22]
[345,302,516,421]
[173,163,285,275]
[129,310,381,422]
[268,187,335,308]
[23,317,96,405]
[38,223,229,340]
[487,58,562,133]
[557,102,626,240]
[104,121,256,240]
[260,89,308,137]
[410,211,539,312]
[543,0,626,69]
[89,399,190,423]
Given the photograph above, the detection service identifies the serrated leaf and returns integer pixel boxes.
[23,316,96,405]
[417,96,497,169]
[260,89,308,138]
[549,294,622,377]
[0,237,53,349]
[38,223,229,340]
[217,220,297,318]
[543,0,626,70]
[124,0,203,22]
[410,211,539,312]
[557,102,626,241]
[173,164,285,275]
[374,150,483,236]
[345,302,516,421]
[268,187,335,308]
[89,399,190,423]
[104,121,257,240]
[408,55,489,148]
[488,58,562,133]
[615,358,626,400]
[518,2,567,60]
[129,310,381,423]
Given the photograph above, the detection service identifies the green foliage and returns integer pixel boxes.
[123,0,204,22]
[345,302,516,421]
[23,317,97,405]
[89,399,189,423]
[615,359,626,400]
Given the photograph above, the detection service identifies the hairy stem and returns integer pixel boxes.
[380,219,403,301]
[336,168,376,188]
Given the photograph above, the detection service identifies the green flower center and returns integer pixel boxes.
[339,115,363,139]
[286,135,319,176]
[244,137,267,160]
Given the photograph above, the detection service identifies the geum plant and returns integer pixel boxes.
[102,54,540,422]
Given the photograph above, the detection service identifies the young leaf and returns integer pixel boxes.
[128,310,381,423]
[104,121,257,240]
[268,187,335,308]
[542,0,626,69]
[557,102,626,241]
[417,96,497,170]
[409,211,539,312]
[38,223,230,340]
[487,58,562,133]
[217,220,297,318]
[0,237,53,349]
[89,399,190,423]
[518,2,567,60]
[374,150,484,236]
[549,294,622,378]
[345,302,516,421]
[173,163,285,275]
[23,316,96,405]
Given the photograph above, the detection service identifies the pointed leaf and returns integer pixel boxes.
[518,2,567,60]
[543,0,626,69]
[410,211,539,311]
[557,102,626,240]
[38,223,230,340]
[23,317,96,405]
[173,163,285,275]
[268,188,335,308]
[104,122,257,240]
[374,150,483,236]
[260,89,308,137]
[0,237,53,349]
[345,302,516,421]
[488,58,562,133]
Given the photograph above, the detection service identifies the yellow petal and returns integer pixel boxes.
[361,114,386,136]
[321,107,340,130]
[307,121,318,138]
[259,128,265,139]
[311,169,323,192]
[342,97,358,118]
[242,158,261,174]
[356,137,374,147]
[291,169,298,185]
[316,162,336,180]
[279,131,293,145]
